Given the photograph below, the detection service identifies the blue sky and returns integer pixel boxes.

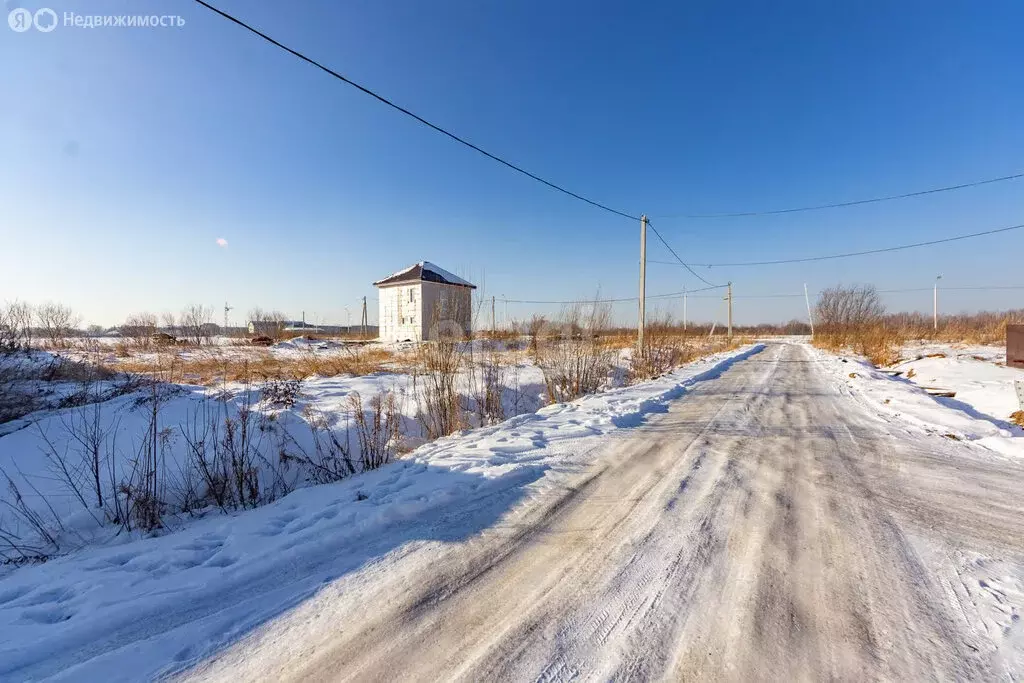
[2,0,1022,327]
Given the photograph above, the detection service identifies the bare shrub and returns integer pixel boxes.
[538,301,614,403]
[179,378,267,512]
[0,467,63,562]
[180,305,213,346]
[414,293,473,438]
[349,391,401,470]
[36,302,80,348]
[36,400,110,517]
[161,312,178,337]
[262,378,303,408]
[122,312,158,348]
[467,344,506,426]
[121,380,170,530]
[415,336,464,439]
[629,315,692,382]
[813,284,902,365]
[292,405,357,484]
[248,308,288,341]
[1,301,34,352]
[527,315,547,357]
[0,308,18,354]
[816,284,885,344]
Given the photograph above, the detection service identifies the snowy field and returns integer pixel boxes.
[0,344,762,681]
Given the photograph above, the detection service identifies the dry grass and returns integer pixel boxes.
[883,310,1024,346]
[475,329,521,343]
[813,308,1022,367]
[114,347,401,385]
[813,325,905,367]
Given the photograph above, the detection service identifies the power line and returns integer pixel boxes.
[500,284,725,306]
[877,285,1024,294]
[192,0,638,222]
[654,171,1024,219]
[649,222,1024,268]
[494,283,1024,306]
[645,220,722,287]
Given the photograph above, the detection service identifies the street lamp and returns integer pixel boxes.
[933,275,943,331]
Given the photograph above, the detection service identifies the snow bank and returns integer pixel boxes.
[0,344,762,681]
[892,342,1020,424]
[807,343,1024,459]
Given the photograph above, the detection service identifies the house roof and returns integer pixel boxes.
[373,261,476,289]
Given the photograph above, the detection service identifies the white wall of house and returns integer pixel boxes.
[378,284,422,342]
[377,281,473,342]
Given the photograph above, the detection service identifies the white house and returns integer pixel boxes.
[373,262,476,342]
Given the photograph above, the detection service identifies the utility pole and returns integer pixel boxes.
[491,295,496,334]
[803,283,814,339]
[361,296,368,338]
[726,282,733,341]
[682,286,687,333]
[934,275,942,331]
[638,214,648,351]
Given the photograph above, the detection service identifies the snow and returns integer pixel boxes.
[0,344,763,681]
[892,342,1021,425]
[806,342,1024,456]
[808,341,1024,677]
[420,261,474,287]
[374,260,474,287]
[0,350,139,438]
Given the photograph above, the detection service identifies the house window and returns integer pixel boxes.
[408,288,415,303]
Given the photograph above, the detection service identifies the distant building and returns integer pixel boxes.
[247,319,319,335]
[282,321,321,333]
[247,320,284,336]
[373,262,476,342]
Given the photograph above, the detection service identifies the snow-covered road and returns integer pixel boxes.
[186,343,1024,681]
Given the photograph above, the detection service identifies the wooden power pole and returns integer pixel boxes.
[491,296,496,334]
[638,214,648,351]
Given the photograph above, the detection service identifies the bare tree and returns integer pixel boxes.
[161,312,178,337]
[0,305,19,353]
[1,301,34,352]
[247,308,287,340]
[36,302,80,348]
[122,313,158,348]
[179,305,213,346]
[815,284,885,344]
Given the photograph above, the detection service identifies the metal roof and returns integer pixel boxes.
[373,261,476,289]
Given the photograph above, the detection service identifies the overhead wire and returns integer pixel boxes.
[654,172,1024,219]
[648,222,1024,268]
[192,0,638,221]
[498,284,724,306]
[645,220,723,287]
[192,0,1021,292]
